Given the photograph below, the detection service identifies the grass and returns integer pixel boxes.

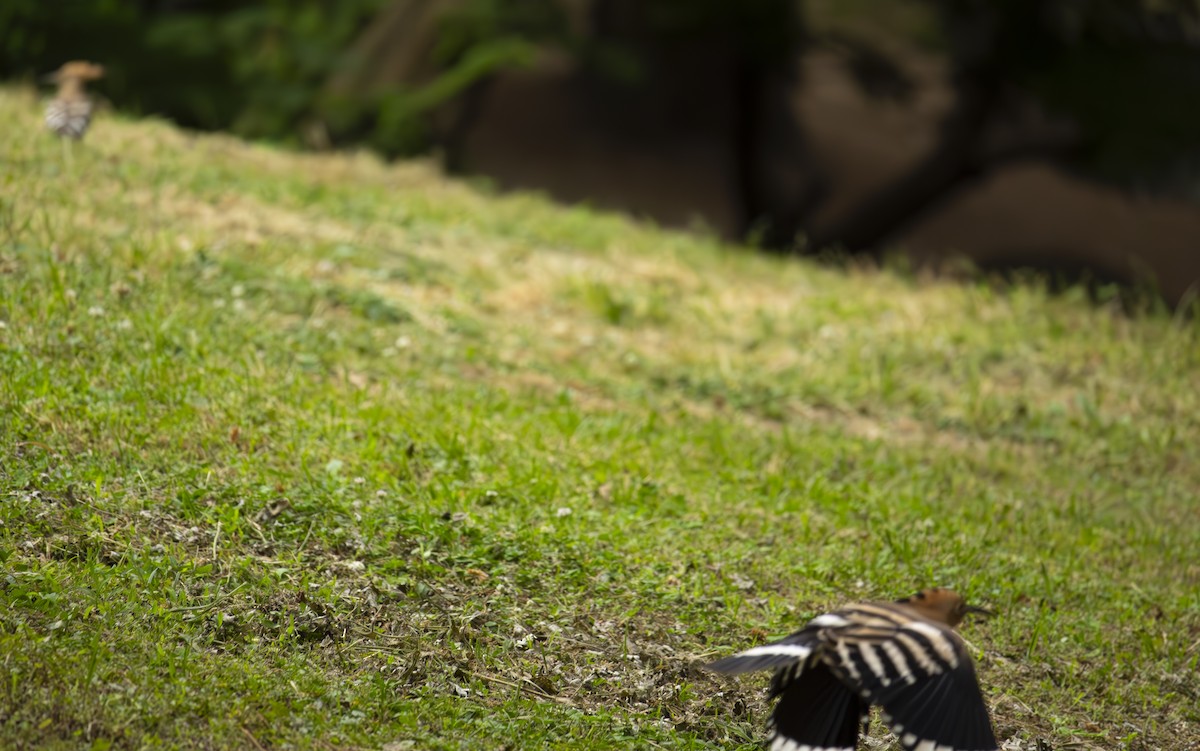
[1,84,1198,751]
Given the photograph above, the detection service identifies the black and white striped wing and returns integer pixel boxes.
[705,630,818,676]
[767,656,868,751]
[819,616,998,751]
[707,621,867,751]
[45,99,92,139]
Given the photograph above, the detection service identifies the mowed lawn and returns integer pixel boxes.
[1,85,1197,751]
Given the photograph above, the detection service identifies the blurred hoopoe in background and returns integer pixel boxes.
[44,61,105,140]
[707,587,998,751]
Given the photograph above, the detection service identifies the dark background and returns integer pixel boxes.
[5,0,1200,305]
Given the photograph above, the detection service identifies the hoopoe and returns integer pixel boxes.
[43,61,104,140]
[707,588,998,751]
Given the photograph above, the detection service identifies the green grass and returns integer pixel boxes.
[2,85,1198,751]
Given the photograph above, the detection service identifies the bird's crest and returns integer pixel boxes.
[48,61,105,83]
[897,587,992,628]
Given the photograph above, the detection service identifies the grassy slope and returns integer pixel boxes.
[1,85,1198,751]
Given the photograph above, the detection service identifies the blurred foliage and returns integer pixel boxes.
[0,0,560,155]
[1,0,1198,186]
[0,0,387,142]
[352,0,569,155]
[146,2,382,139]
[923,0,1200,186]
[0,0,803,156]
[1032,1,1200,189]
[632,0,801,66]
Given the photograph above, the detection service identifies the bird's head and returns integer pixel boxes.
[898,587,992,628]
[43,61,105,84]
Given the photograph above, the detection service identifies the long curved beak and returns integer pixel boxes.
[966,604,994,618]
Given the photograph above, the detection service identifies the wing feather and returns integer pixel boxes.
[817,614,997,751]
[768,658,866,751]
[706,631,818,675]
